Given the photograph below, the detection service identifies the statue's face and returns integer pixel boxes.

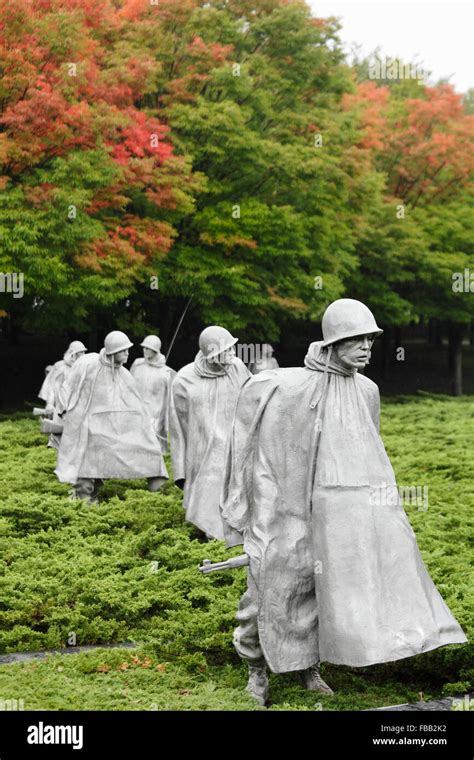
[143,347,157,361]
[112,349,129,366]
[209,345,236,366]
[333,334,375,370]
[72,351,86,363]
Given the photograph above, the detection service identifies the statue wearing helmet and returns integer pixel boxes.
[37,339,88,450]
[248,343,279,375]
[198,325,238,360]
[219,298,466,706]
[169,325,251,539]
[55,330,168,503]
[130,335,176,451]
[321,298,383,347]
[103,330,133,356]
[38,340,88,408]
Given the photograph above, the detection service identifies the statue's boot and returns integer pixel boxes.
[74,478,100,505]
[300,661,334,694]
[246,660,269,707]
[147,477,167,492]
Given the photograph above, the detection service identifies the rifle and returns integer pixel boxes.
[33,406,54,417]
[165,295,193,362]
[40,418,64,435]
[33,406,63,434]
[199,554,249,574]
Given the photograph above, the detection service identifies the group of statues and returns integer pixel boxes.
[35,298,467,706]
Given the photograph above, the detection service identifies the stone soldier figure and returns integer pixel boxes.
[130,335,176,452]
[169,325,251,540]
[38,340,87,449]
[221,299,467,705]
[55,330,168,503]
[38,340,87,409]
[248,343,279,374]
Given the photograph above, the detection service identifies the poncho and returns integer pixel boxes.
[249,356,279,374]
[169,353,251,539]
[38,359,74,407]
[130,356,176,451]
[55,351,168,484]
[221,342,467,672]
[38,359,76,450]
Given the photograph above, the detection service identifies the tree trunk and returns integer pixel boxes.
[447,323,463,396]
[435,320,443,347]
[393,326,402,362]
[87,330,99,353]
[381,327,391,380]
[448,324,454,371]
[5,310,20,346]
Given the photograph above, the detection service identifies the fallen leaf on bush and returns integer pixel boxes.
[156,664,166,672]
[119,662,129,670]
[97,664,110,673]
[179,689,191,696]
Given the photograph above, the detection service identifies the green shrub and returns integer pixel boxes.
[0,399,472,709]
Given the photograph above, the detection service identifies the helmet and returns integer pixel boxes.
[104,330,133,355]
[68,340,87,355]
[199,325,238,359]
[321,299,383,347]
[141,335,162,353]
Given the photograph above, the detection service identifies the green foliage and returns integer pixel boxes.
[0,401,472,710]
[155,1,370,336]
[0,0,472,340]
[348,200,429,325]
[410,197,474,325]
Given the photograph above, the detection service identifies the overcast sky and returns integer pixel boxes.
[309,0,473,94]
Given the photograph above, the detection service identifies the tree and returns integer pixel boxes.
[119,0,383,341]
[342,75,474,392]
[0,0,199,336]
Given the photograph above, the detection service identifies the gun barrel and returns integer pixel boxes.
[33,406,54,417]
[199,554,249,574]
[228,554,250,569]
[40,419,64,435]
